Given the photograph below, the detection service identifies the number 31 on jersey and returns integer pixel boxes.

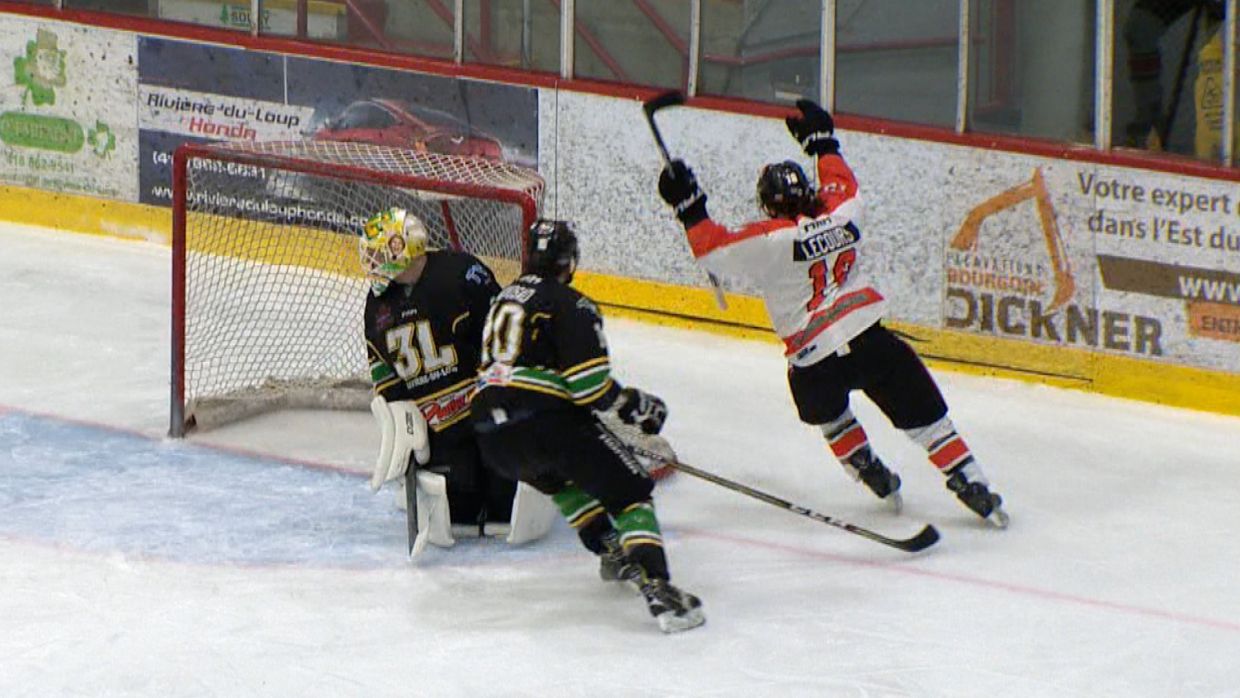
[386,320,457,379]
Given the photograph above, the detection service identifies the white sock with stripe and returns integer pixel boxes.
[820,409,871,467]
[905,416,988,485]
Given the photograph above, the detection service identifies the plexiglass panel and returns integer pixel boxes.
[573,0,688,89]
[463,0,560,74]
[699,0,821,103]
[835,0,958,125]
[971,0,1096,143]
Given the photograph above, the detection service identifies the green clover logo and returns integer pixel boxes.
[14,29,67,108]
[86,120,115,157]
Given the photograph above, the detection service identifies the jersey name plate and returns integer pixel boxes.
[792,219,860,261]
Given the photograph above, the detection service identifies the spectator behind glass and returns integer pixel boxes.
[1122,0,1225,155]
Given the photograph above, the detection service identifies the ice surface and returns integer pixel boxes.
[2,224,1238,697]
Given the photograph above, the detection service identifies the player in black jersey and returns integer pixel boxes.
[471,219,704,633]
[362,207,556,556]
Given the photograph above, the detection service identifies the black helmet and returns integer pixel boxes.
[756,161,815,218]
[524,219,580,282]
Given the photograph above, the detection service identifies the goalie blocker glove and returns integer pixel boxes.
[785,98,840,157]
[368,396,430,492]
[658,160,709,228]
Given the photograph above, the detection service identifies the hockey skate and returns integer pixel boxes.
[844,449,903,512]
[638,576,705,634]
[946,471,1009,528]
[598,533,642,589]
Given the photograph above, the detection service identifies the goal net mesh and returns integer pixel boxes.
[173,140,543,434]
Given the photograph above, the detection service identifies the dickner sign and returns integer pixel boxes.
[943,168,1164,358]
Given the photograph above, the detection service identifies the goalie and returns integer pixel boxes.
[360,207,557,556]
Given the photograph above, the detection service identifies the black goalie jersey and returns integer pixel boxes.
[472,274,621,417]
[364,250,500,449]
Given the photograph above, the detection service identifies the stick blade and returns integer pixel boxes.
[643,89,685,117]
[894,524,940,553]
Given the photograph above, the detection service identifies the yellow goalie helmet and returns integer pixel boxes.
[360,207,429,295]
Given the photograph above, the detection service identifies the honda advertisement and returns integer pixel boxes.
[136,36,538,209]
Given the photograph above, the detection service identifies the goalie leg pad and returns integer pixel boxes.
[506,481,559,545]
[409,470,454,558]
[394,477,407,511]
[369,396,397,492]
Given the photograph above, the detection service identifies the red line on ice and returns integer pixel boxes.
[681,527,1240,634]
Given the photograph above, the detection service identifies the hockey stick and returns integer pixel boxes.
[654,457,940,553]
[642,89,683,167]
[642,90,729,311]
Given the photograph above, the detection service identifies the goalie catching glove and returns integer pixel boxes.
[369,396,430,492]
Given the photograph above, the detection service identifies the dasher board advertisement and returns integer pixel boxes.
[136,36,538,209]
[936,157,1239,374]
[0,16,138,201]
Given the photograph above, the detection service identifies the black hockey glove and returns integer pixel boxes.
[658,160,709,228]
[786,99,840,157]
[615,387,668,435]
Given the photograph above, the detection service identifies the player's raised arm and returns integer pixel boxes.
[658,159,784,279]
[785,99,861,221]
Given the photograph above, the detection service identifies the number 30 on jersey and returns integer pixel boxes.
[481,302,526,364]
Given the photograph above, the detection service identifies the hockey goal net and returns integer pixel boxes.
[169,140,544,437]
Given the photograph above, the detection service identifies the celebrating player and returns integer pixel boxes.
[471,219,704,633]
[362,207,557,556]
[656,100,1009,527]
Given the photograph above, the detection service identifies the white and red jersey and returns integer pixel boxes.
[685,153,887,368]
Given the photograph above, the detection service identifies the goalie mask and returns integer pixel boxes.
[360,207,429,295]
[757,161,815,219]
[524,219,580,283]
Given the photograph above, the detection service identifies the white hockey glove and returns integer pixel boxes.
[369,396,430,492]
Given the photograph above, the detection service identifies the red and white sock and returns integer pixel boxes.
[820,409,871,464]
[905,416,987,484]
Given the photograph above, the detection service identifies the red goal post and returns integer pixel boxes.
[169,140,544,438]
